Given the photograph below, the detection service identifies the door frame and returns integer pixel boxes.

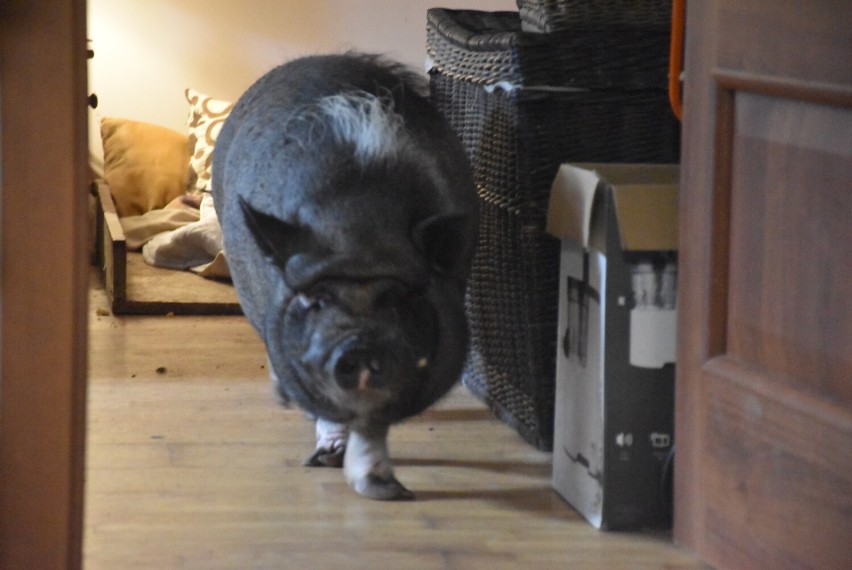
[0,1,89,569]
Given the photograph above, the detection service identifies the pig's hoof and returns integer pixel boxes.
[303,445,345,468]
[351,473,415,501]
[305,418,348,467]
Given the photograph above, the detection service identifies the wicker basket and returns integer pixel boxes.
[516,0,673,33]
[427,9,679,450]
[428,9,671,91]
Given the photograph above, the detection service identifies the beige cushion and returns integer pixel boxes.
[185,88,233,193]
[101,118,190,217]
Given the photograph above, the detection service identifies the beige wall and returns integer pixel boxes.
[88,0,515,164]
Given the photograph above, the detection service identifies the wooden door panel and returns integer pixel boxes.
[675,1,852,568]
[700,358,852,569]
[727,90,852,403]
[716,7,852,86]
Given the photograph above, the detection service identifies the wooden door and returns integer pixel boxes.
[674,1,852,568]
[0,1,89,569]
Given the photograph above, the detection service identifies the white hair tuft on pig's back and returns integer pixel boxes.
[314,90,405,165]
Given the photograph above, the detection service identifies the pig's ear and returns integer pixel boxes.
[239,196,312,270]
[413,212,474,276]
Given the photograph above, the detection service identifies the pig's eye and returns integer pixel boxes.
[295,293,331,311]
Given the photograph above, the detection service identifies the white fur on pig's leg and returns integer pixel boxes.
[303,417,348,468]
[344,424,414,501]
[269,358,347,467]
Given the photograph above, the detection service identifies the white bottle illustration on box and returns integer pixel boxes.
[629,258,678,369]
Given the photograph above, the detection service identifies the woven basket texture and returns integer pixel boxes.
[427,9,671,90]
[427,9,679,450]
[516,0,673,33]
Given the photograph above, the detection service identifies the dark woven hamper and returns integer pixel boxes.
[516,0,673,34]
[427,9,680,450]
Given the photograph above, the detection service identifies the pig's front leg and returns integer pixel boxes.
[304,417,349,468]
[344,423,414,501]
[267,357,290,406]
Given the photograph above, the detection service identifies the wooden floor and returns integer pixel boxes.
[84,272,707,569]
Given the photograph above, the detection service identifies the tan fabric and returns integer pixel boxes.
[140,193,229,279]
[101,118,191,217]
[185,88,233,193]
[120,208,200,251]
[191,250,231,279]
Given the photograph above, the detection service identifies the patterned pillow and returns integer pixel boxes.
[185,88,233,194]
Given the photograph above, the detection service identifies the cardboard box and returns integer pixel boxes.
[546,163,679,530]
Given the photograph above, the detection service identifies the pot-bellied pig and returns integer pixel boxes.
[212,53,478,500]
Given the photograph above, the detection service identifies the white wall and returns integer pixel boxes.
[87,0,516,163]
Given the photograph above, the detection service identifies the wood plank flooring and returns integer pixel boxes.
[85,273,707,569]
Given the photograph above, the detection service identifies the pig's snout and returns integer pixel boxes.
[328,339,388,392]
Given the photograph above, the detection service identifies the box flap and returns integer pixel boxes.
[546,164,601,247]
[612,183,679,251]
[579,163,679,186]
[547,163,679,251]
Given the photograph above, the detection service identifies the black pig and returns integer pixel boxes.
[212,53,477,500]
